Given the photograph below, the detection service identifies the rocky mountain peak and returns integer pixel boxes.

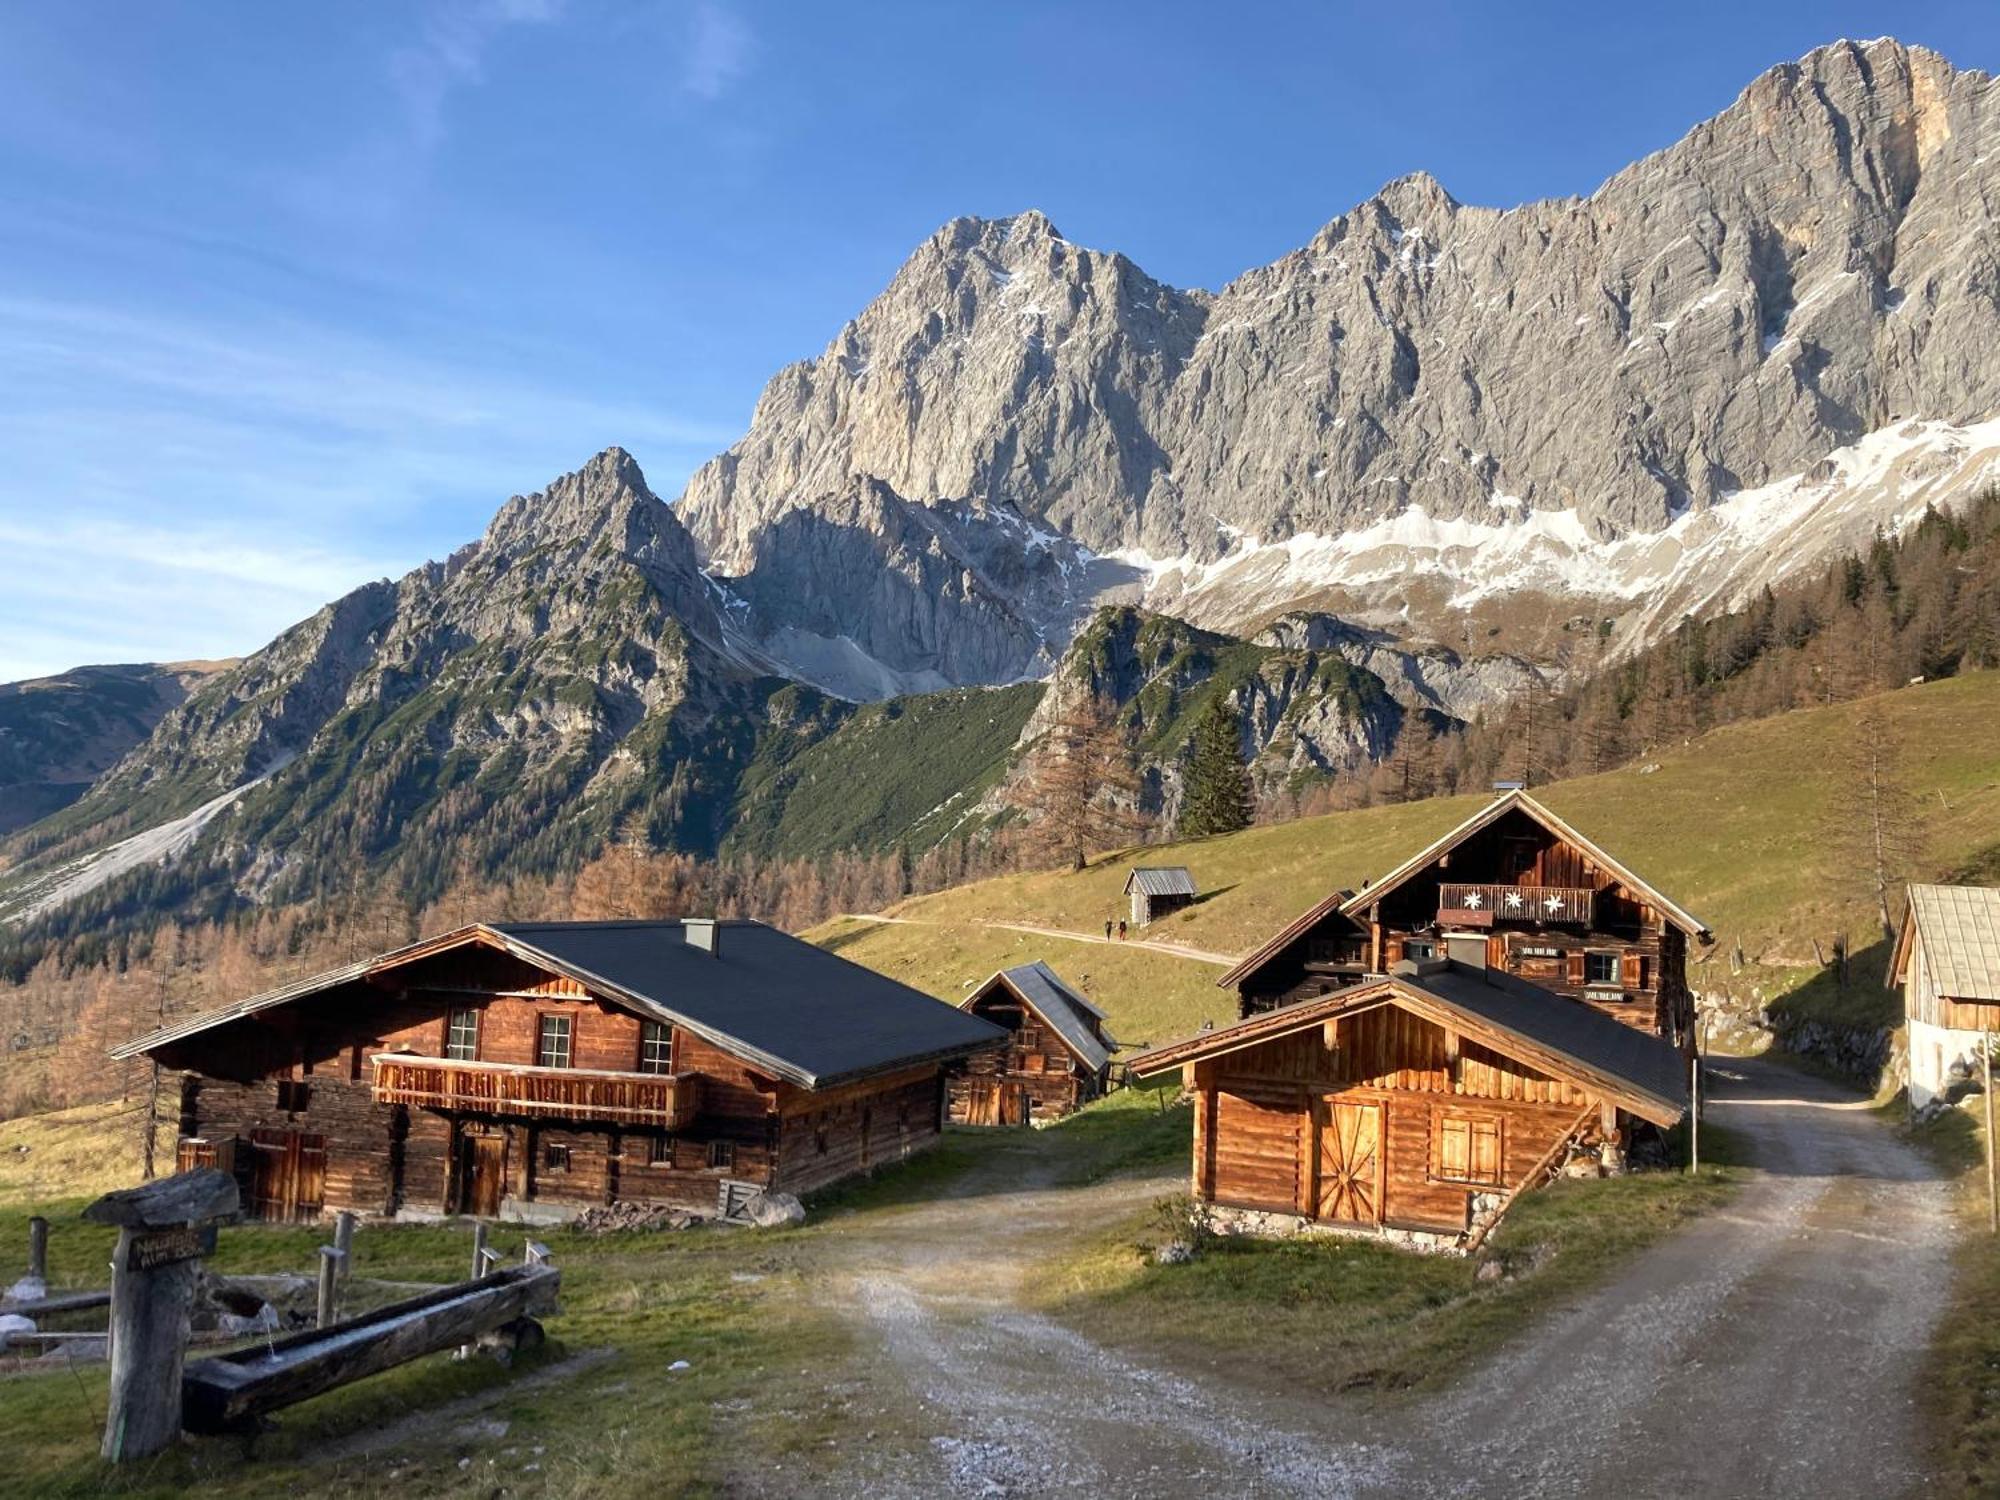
[671,36,2000,689]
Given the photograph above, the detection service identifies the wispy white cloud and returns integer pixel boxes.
[389,0,567,155]
[682,1,754,101]
[0,291,739,680]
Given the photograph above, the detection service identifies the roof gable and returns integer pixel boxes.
[969,961,1113,1072]
[1339,791,1710,939]
[1127,964,1686,1126]
[1126,866,1197,897]
[115,920,1005,1089]
[1893,884,2000,999]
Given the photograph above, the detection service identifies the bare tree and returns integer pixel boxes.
[1024,694,1146,871]
[1828,697,1928,941]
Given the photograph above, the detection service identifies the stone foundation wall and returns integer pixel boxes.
[1198,1203,1469,1255]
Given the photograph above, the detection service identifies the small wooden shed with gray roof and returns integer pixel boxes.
[1125,866,1198,927]
[948,961,1116,1125]
[1890,883,2000,1108]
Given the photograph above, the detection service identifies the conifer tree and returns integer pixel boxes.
[1027,693,1146,870]
[1178,696,1253,838]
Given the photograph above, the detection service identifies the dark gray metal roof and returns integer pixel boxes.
[1400,961,1689,1118]
[1125,866,1197,898]
[986,961,1112,1073]
[115,920,1005,1091]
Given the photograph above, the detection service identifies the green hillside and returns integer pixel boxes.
[808,671,2000,1048]
[725,682,1041,858]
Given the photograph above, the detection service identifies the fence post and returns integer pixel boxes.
[332,1211,356,1282]
[316,1246,346,1329]
[26,1216,48,1286]
[84,1169,240,1462]
[470,1222,488,1282]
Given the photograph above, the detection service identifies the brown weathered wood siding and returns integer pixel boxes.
[947,994,1099,1124]
[1189,1007,1607,1233]
[166,942,951,1220]
[773,1067,944,1197]
[1239,807,1694,1051]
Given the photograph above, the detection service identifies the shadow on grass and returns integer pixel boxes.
[1764,935,1899,1034]
[803,1080,1190,1216]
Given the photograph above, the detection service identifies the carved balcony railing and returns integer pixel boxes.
[371,1054,699,1129]
[1438,883,1594,928]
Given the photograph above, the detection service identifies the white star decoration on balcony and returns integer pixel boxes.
[1464,891,1483,908]
[1545,893,1565,913]
[1504,891,1524,910]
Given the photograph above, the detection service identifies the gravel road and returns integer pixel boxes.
[768,1054,1954,1499]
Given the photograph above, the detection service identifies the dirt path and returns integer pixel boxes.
[762,1055,1954,1498]
[840,911,1237,966]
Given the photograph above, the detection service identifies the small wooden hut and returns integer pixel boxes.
[1125,956,1687,1247]
[949,962,1114,1125]
[1125,866,1198,927]
[1891,884,2000,1108]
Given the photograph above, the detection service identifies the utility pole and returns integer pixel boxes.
[1986,1040,1997,1236]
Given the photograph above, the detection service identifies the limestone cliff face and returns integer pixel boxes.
[680,40,2000,668]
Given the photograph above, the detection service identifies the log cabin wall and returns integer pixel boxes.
[946,996,1093,1124]
[774,1068,945,1197]
[164,944,952,1220]
[178,1071,398,1219]
[1240,812,1690,1044]
[1190,1009,1604,1234]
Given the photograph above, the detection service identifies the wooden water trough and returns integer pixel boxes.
[180,1262,560,1434]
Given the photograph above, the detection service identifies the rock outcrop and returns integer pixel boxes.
[680,40,2000,666]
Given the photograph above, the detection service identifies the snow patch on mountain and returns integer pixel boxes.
[1105,413,2000,647]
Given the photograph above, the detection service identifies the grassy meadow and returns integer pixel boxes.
[809,671,2000,1046]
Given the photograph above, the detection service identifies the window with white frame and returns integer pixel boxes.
[537,1014,573,1069]
[445,1008,479,1061]
[638,1020,671,1074]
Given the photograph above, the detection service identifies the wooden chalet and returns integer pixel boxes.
[1890,884,2000,1108]
[111,919,1005,1224]
[1126,956,1688,1246]
[1219,789,1711,1055]
[1125,866,1197,927]
[948,961,1115,1125]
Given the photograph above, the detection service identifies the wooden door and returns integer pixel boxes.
[246,1128,327,1223]
[960,1079,998,1126]
[1316,1101,1384,1225]
[999,1082,1029,1127]
[463,1134,506,1218]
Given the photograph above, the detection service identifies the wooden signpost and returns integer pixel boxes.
[82,1168,241,1463]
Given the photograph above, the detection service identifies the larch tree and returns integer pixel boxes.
[1178,695,1253,838]
[1827,696,1928,941]
[1027,693,1146,871]
[1373,710,1440,805]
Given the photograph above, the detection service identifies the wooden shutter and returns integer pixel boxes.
[1437,1115,1470,1178]
[1622,952,1646,989]
[1469,1118,1502,1183]
[1566,952,1587,987]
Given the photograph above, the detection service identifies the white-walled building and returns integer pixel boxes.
[1890,884,2000,1108]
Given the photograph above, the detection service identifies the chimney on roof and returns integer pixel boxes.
[684,918,720,958]
[1445,934,1489,975]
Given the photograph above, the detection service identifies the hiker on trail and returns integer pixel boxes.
[1117,919,1127,941]
[1104,919,1113,941]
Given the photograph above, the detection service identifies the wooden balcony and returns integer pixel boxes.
[371,1054,699,1130]
[1438,883,1593,928]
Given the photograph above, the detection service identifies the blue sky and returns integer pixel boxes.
[1,2,1994,680]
